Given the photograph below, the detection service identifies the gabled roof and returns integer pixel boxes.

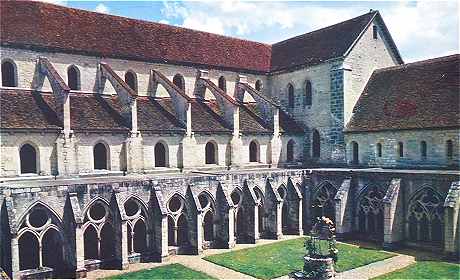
[0,0,271,73]
[346,54,460,133]
[0,1,402,73]
[271,11,402,71]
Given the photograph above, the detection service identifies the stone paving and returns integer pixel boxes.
[86,235,415,280]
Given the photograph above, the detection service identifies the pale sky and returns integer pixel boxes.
[38,0,459,63]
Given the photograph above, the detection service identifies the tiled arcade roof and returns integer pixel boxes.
[0,1,400,73]
[346,54,460,133]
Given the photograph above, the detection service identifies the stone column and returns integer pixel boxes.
[120,221,129,269]
[334,178,353,240]
[276,202,283,239]
[159,215,169,261]
[443,181,460,258]
[254,205,260,240]
[297,198,304,235]
[227,207,236,248]
[383,178,404,249]
[75,225,87,278]
[11,236,20,280]
[195,212,203,254]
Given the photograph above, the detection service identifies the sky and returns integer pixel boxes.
[39,0,459,63]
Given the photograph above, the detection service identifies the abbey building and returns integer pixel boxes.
[0,1,458,279]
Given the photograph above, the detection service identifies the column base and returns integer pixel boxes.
[74,268,87,279]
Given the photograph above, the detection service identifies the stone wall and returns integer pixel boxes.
[0,168,458,279]
[345,129,460,168]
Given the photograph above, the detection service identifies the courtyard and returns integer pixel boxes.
[87,236,459,280]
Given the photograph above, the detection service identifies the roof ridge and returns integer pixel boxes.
[31,0,271,48]
[373,54,460,74]
[272,10,377,47]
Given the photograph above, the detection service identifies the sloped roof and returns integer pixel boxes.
[190,101,232,133]
[346,54,460,133]
[0,89,62,130]
[0,1,400,73]
[69,94,129,131]
[239,104,272,134]
[137,97,185,133]
[0,0,271,73]
[271,11,402,71]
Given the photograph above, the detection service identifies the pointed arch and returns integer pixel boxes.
[287,139,296,162]
[407,187,444,243]
[312,182,338,223]
[356,185,385,239]
[304,80,312,106]
[67,65,80,90]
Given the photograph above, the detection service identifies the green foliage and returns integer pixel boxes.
[104,263,216,280]
[204,238,393,280]
[373,261,460,280]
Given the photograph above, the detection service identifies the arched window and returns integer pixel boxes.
[205,142,217,164]
[287,139,295,162]
[398,142,404,158]
[287,84,294,108]
[304,80,312,106]
[67,65,80,90]
[173,74,185,91]
[94,143,108,170]
[420,141,427,159]
[249,140,259,163]
[446,140,453,159]
[218,76,226,91]
[312,129,320,158]
[255,80,262,91]
[376,143,382,158]
[351,141,359,164]
[155,142,167,167]
[125,71,137,91]
[1,60,17,87]
[20,144,37,174]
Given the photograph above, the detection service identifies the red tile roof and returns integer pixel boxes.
[0,1,398,73]
[0,0,271,73]
[0,89,62,130]
[346,55,460,132]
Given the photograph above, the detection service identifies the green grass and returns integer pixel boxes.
[203,238,394,279]
[373,261,460,280]
[104,263,216,280]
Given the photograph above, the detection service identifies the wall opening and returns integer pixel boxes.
[255,80,262,91]
[203,211,214,241]
[154,142,167,167]
[357,186,384,240]
[287,140,295,162]
[1,60,17,87]
[312,129,320,158]
[249,140,259,162]
[18,232,39,270]
[177,214,189,246]
[20,144,37,174]
[446,140,453,159]
[133,220,147,253]
[287,84,294,108]
[173,74,185,91]
[94,143,108,170]
[205,141,217,164]
[218,76,226,91]
[312,182,337,224]
[42,229,63,273]
[377,143,382,158]
[398,142,404,158]
[67,65,80,90]
[420,141,427,159]
[352,141,359,164]
[125,71,137,91]
[304,80,312,106]
[83,225,98,260]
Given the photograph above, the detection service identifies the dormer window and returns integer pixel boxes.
[373,25,378,39]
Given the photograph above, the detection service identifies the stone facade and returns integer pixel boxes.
[0,169,458,279]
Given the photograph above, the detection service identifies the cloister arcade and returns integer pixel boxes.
[1,171,458,279]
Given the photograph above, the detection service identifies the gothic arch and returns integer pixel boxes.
[67,64,81,90]
[173,73,185,91]
[356,185,385,239]
[312,182,338,223]
[406,187,444,243]
[125,70,137,91]
[154,140,169,168]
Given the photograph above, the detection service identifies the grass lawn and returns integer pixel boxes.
[203,237,394,279]
[105,263,216,280]
[373,261,460,280]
